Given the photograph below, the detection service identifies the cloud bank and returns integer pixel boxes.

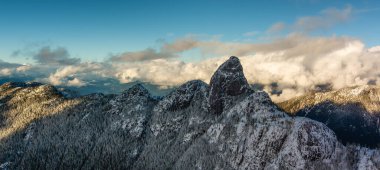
[3,33,380,102]
[2,5,379,102]
[109,34,380,101]
[0,60,30,77]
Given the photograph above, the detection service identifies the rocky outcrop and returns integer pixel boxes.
[0,57,379,169]
[209,56,251,115]
[134,80,213,169]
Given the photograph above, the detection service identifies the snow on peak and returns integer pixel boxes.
[123,83,151,98]
[155,80,209,112]
[346,85,370,96]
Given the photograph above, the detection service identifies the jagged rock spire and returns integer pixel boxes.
[209,56,250,114]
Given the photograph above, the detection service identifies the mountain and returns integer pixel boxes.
[278,85,380,148]
[0,77,174,98]
[60,79,174,97]
[1,56,380,169]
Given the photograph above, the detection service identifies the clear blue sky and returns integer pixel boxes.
[1,0,379,64]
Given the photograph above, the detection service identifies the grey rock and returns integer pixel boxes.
[209,56,251,115]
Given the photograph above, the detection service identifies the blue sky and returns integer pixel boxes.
[1,0,379,64]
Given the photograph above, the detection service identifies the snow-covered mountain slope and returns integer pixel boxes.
[278,86,380,148]
[279,85,380,114]
[0,56,379,169]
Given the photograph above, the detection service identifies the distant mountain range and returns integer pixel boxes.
[0,77,174,98]
[278,85,380,148]
[0,57,379,169]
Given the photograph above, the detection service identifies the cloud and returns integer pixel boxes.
[0,60,30,77]
[110,34,380,102]
[109,48,176,62]
[113,58,221,86]
[162,38,198,53]
[161,33,351,59]
[110,38,199,62]
[0,68,12,76]
[368,46,380,53]
[267,22,286,33]
[2,34,380,102]
[0,59,22,68]
[110,5,353,64]
[16,65,32,72]
[263,6,352,34]
[33,46,81,65]
[294,5,352,32]
[46,62,110,87]
[67,78,86,87]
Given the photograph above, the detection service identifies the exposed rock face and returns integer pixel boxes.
[134,80,213,169]
[0,57,380,169]
[209,56,251,115]
[278,85,380,148]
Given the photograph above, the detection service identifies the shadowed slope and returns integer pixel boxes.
[279,86,380,148]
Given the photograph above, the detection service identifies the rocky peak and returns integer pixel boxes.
[107,84,153,111]
[155,80,209,112]
[177,80,208,93]
[123,84,151,98]
[209,56,251,114]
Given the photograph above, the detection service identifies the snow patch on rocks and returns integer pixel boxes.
[207,123,224,144]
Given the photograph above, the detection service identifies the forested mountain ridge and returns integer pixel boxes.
[0,57,379,169]
[278,85,380,148]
